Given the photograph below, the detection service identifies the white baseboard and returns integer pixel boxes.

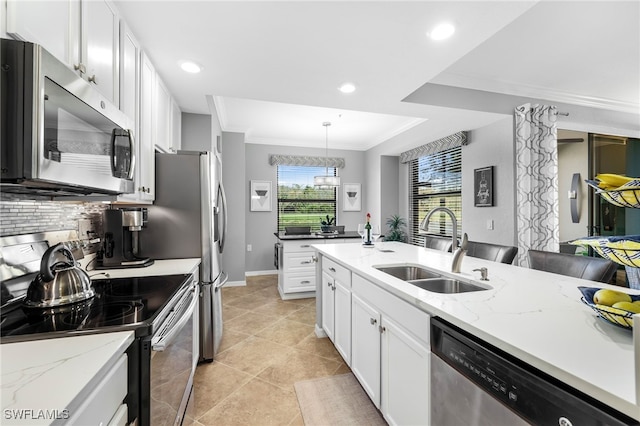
[245,270,278,277]
[224,280,246,287]
[315,324,327,338]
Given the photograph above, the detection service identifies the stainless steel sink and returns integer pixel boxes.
[407,278,487,294]
[374,265,489,293]
[374,265,441,281]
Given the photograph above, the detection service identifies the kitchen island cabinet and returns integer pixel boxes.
[275,232,361,300]
[0,331,134,426]
[313,241,640,423]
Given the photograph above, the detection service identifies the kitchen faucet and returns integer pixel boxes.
[419,207,467,273]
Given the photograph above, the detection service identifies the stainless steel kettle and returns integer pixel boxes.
[24,243,95,308]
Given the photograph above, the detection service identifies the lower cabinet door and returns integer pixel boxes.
[333,280,351,365]
[321,271,335,341]
[381,316,430,426]
[351,294,381,408]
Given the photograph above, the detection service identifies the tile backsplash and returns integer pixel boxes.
[0,196,107,239]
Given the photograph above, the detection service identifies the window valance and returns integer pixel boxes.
[269,154,345,168]
[399,131,467,164]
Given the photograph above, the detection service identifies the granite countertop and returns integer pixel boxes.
[313,241,640,420]
[0,331,134,425]
[275,231,362,240]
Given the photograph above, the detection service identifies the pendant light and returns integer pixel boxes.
[314,122,341,188]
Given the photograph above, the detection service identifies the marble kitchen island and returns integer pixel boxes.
[313,241,640,422]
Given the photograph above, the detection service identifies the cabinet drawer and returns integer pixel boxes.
[69,354,127,425]
[283,241,317,253]
[284,252,316,271]
[322,257,351,287]
[284,272,316,293]
[353,274,429,347]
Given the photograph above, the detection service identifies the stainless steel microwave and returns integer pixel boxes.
[1,39,135,195]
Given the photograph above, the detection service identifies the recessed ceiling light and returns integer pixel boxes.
[428,23,455,41]
[338,82,356,94]
[179,60,203,74]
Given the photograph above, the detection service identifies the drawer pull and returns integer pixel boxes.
[301,280,310,284]
[329,267,336,272]
[301,260,313,264]
[300,244,311,248]
[370,318,377,325]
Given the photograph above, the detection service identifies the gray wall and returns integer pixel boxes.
[461,117,517,246]
[181,113,212,152]
[244,143,365,273]
[380,155,400,234]
[557,130,589,242]
[221,132,246,283]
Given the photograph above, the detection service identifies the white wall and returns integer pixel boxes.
[462,117,517,246]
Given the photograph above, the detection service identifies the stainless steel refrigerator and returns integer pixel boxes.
[140,151,227,362]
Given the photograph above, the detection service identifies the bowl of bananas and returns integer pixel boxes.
[570,235,640,268]
[585,174,640,209]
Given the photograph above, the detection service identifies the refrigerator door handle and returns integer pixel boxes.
[218,181,228,254]
[215,271,228,290]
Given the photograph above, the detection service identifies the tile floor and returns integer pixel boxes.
[186,274,350,425]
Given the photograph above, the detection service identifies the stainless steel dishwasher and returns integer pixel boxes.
[430,317,639,426]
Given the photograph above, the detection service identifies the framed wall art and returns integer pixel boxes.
[474,166,494,207]
[250,180,272,211]
[343,183,361,211]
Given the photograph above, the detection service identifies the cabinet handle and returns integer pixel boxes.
[301,260,313,264]
[301,280,310,284]
[74,63,86,74]
[379,325,386,333]
[300,244,310,248]
[87,74,97,84]
[331,284,336,290]
[370,318,377,325]
[327,282,332,287]
[311,255,318,263]
[329,267,336,272]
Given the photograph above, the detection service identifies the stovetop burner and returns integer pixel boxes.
[0,274,189,341]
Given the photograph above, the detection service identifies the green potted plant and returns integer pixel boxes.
[320,215,336,233]
[385,214,407,242]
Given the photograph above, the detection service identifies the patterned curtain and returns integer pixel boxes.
[514,103,559,267]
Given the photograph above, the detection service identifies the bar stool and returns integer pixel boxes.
[527,249,618,283]
[465,241,518,264]
[424,235,453,252]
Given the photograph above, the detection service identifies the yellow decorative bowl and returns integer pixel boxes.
[570,236,640,268]
[586,179,640,209]
[579,286,636,329]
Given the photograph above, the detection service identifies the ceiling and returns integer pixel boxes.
[114,1,640,155]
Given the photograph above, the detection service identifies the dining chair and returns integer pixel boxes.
[528,249,618,283]
[465,240,518,264]
[424,235,453,252]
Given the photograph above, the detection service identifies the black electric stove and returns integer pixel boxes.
[0,274,190,342]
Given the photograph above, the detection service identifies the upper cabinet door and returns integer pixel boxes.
[82,0,119,104]
[6,0,79,65]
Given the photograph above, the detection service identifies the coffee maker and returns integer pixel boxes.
[98,208,154,269]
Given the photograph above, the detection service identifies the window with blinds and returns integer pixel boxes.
[277,165,337,232]
[409,146,462,246]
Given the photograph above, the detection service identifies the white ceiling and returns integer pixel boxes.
[114,1,640,154]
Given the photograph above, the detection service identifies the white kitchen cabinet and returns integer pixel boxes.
[381,315,430,426]
[171,97,182,151]
[155,76,172,152]
[351,293,381,407]
[116,21,144,203]
[137,51,156,201]
[351,273,430,425]
[7,0,119,104]
[321,257,351,364]
[278,240,317,299]
[6,0,78,64]
[81,0,119,104]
